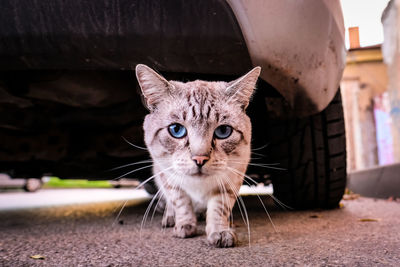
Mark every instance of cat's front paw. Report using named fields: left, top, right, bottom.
left=161, top=215, right=175, bottom=228
left=173, top=223, right=197, bottom=238
left=207, top=230, right=237, bottom=248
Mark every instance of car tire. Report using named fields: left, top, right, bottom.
left=264, top=90, right=346, bottom=209
left=23, top=178, right=43, bottom=192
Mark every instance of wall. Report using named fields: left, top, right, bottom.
left=382, top=0, right=400, bottom=163
left=341, top=46, right=389, bottom=171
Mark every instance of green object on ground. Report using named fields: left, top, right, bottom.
left=43, top=177, right=112, bottom=188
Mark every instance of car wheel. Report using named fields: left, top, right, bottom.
left=23, top=178, right=43, bottom=192
left=263, top=90, right=346, bottom=209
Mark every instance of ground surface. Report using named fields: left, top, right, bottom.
left=0, top=190, right=399, bottom=266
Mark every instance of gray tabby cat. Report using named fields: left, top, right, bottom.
left=135, top=64, right=260, bottom=248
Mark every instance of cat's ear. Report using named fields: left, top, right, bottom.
left=226, top=66, right=261, bottom=109
left=135, top=64, right=174, bottom=110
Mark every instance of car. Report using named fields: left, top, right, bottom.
left=0, top=0, right=346, bottom=209
left=0, top=174, right=43, bottom=192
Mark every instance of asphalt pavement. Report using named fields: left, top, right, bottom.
left=0, top=189, right=399, bottom=266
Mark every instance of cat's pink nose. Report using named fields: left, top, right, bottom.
left=192, top=155, right=209, bottom=167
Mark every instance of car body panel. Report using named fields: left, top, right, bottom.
left=227, top=0, right=346, bottom=115
left=1, top=0, right=346, bottom=116
left=0, top=0, right=252, bottom=74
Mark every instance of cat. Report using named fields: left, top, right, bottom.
left=135, top=64, right=260, bottom=247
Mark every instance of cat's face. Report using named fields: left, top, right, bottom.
left=136, top=65, right=260, bottom=179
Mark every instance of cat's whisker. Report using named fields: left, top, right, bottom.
left=161, top=170, right=183, bottom=233
left=219, top=175, right=247, bottom=221
left=218, top=176, right=243, bottom=227
left=141, top=170, right=176, bottom=233
left=227, top=167, right=278, bottom=237
left=251, top=152, right=266, bottom=158
left=252, top=162, right=281, bottom=166
left=220, top=174, right=251, bottom=247
left=228, top=166, right=293, bottom=211
left=162, top=170, right=185, bottom=233
left=248, top=157, right=263, bottom=161
left=157, top=169, right=183, bottom=233
left=245, top=177, right=292, bottom=211
left=151, top=170, right=178, bottom=225
left=113, top=199, right=129, bottom=226
left=216, top=178, right=229, bottom=228
left=229, top=161, right=286, bottom=171
left=107, top=160, right=154, bottom=172
left=158, top=172, right=178, bottom=235
left=150, top=189, right=165, bottom=224
left=229, top=159, right=281, bottom=165
left=116, top=166, right=174, bottom=231
left=252, top=143, right=270, bottom=151
left=240, top=178, right=278, bottom=234
left=112, top=198, right=125, bottom=215
left=122, top=136, right=148, bottom=151
left=247, top=163, right=286, bottom=171
left=227, top=167, right=260, bottom=187
left=113, top=166, right=174, bottom=229
left=122, top=166, right=174, bottom=190
left=113, top=164, right=154, bottom=181
left=268, top=194, right=294, bottom=211
left=140, top=188, right=163, bottom=238
left=224, top=183, right=234, bottom=230
left=236, top=195, right=251, bottom=246
left=228, top=166, right=291, bottom=234
left=215, top=179, right=223, bottom=226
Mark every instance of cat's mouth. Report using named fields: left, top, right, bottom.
left=191, top=169, right=208, bottom=177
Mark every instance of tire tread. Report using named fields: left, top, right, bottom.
left=268, top=90, right=346, bottom=209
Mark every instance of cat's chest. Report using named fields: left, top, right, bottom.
left=179, top=175, right=218, bottom=206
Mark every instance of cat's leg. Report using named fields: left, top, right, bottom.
left=158, top=176, right=197, bottom=237
left=161, top=200, right=175, bottom=228
left=154, top=177, right=175, bottom=227
left=206, top=185, right=240, bottom=248
left=168, top=189, right=197, bottom=238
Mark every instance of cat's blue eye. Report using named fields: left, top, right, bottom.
left=214, top=125, right=233, bottom=139
left=168, top=123, right=187, bottom=138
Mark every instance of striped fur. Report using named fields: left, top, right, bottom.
left=136, top=64, right=260, bottom=247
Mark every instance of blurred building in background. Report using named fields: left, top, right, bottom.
left=341, top=36, right=388, bottom=171
left=382, top=0, right=400, bottom=165
left=341, top=0, right=400, bottom=172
